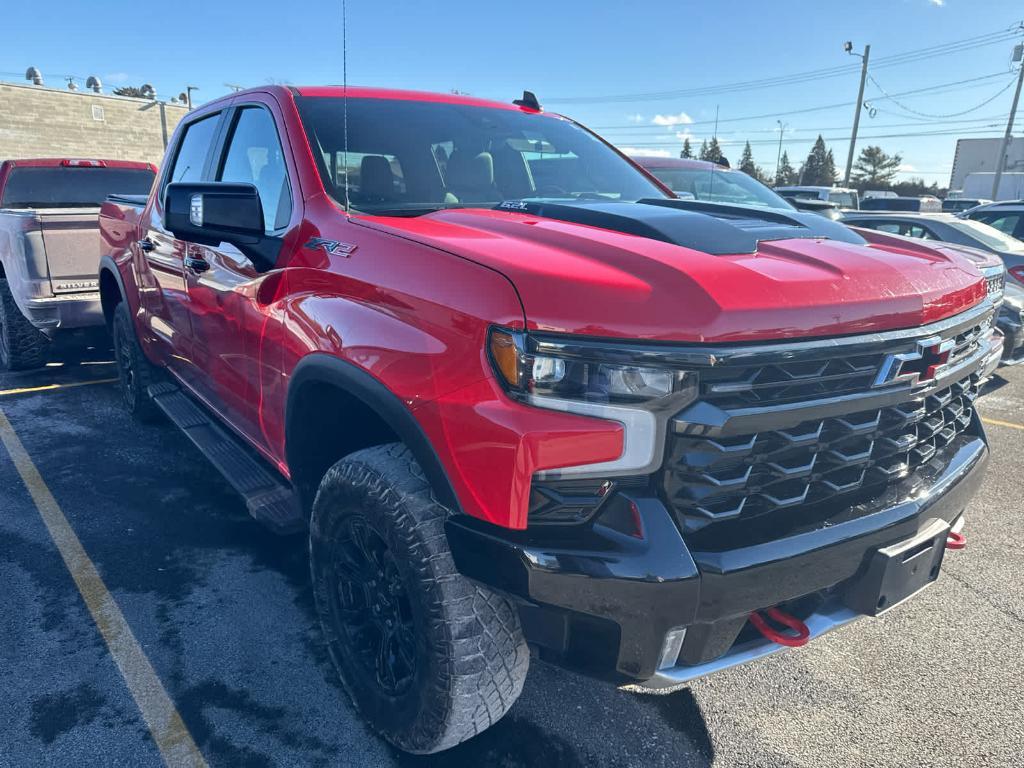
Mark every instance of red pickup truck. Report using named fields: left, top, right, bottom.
left=98, top=86, right=1002, bottom=753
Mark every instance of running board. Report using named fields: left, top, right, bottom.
left=148, top=382, right=304, bottom=534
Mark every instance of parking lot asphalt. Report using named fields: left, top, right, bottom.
left=1, top=333, right=1022, bottom=768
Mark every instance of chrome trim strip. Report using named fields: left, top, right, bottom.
left=673, top=335, right=996, bottom=437
left=530, top=300, right=995, bottom=370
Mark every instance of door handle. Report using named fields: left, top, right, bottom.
left=184, top=253, right=210, bottom=274
left=137, top=238, right=155, bottom=252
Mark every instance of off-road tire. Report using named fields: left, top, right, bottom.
left=0, top=278, right=48, bottom=371
left=310, top=443, right=529, bottom=754
left=112, top=302, right=161, bottom=422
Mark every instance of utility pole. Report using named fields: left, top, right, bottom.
left=991, top=44, right=1024, bottom=200
left=775, top=121, right=787, bottom=183
left=843, top=42, right=870, bottom=187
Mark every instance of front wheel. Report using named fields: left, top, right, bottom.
left=310, top=443, right=529, bottom=754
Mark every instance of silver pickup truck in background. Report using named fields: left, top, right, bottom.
left=0, top=158, right=156, bottom=370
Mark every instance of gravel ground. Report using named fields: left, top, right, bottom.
left=0, top=334, right=1021, bottom=767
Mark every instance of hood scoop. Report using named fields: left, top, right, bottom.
left=494, top=198, right=864, bottom=255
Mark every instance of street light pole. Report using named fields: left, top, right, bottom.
left=991, top=45, right=1024, bottom=200
left=843, top=42, right=870, bottom=187
left=185, top=85, right=199, bottom=111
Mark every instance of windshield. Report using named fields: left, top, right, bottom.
left=645, top=166, right=792, bottom=210
left=0, top=167, right=155, bottom=209
left=951, top=218, right=1024, bottom=253
left=295, top=97, right=667, bottom=215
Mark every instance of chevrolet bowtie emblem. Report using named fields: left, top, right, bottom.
left=872, top=336, right=955, bottom=388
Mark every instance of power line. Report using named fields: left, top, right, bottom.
left=614, top=124, right=1006, bottom=149
left=547, top=25, right=1022, bottom=103
left=599, top=113, right=1008, bottom=138
left=588, top=72, right=1013, bottom=130
left=866, top=72, right=1019, bottom=118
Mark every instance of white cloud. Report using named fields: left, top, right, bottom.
left=898, top=163, right=917, bottom=173
left=618, top=146, right=672, bottom=158
left=675, top=130, right=694, bottom=142
left=652, top=112, right=693, bottom=127
left=626, top=113, right=645, bottom=123
left=929, top=0, right=944, bottom=6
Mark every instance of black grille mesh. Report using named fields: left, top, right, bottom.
left=664, top=375, right=981, bottom=530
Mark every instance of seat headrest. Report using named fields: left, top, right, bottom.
left=360, top=155, right=395, bottom=199
left=447, top=151, right=494, bottom=190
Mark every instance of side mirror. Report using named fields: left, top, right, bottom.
left=164, top=182, right=280, bottom=270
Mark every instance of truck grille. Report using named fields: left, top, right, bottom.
left=699, top=317, right=990, bottom=409
left=664, top=376, right=981, bottom=529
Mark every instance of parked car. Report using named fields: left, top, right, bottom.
left=846, top=221, right=1013, bottom=363
left=997, top=282, right=1024, bottom=365
left=841, top=211, right=1024, bottom=286
left=773, top=184, right=860, bottom=209
left=860, top=196, right=942, bottom=212
left=942, top=197, right=991, bottom=213
left=775, top=192, right=844, bottom=220
left=961, top=199, right=1024, bottom=242
left=99, top=85, right=999, bottom=754
left=0, top=158, right=156, bottom=369
left=631, top=156, right=796, bottom=210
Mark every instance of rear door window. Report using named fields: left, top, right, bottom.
left=167, top=114, right=221, bottom=186
left=976, top=213, right=1022, bottom=237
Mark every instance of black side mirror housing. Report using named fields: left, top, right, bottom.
left=164, top=182, right=281, bottom=270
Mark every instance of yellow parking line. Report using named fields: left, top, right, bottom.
left=0, top=409, right=207, bottom=767
left=0, top=378, right=117, bottom=397
left=981, top=416, right=1024, bottom=431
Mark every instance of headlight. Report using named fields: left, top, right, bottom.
left=984, top=267, right=1005, bottom=305
left=489, top=329, right=697, bottom=406
left=488, top=328, right=699, bottom=479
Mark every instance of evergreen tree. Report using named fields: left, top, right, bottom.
left=775, top=151, right=796, bottom=186
left=112, top=85, right=148, bottom=98
left=698, top=139, right=710, bottom=161
left=680, top=138, right=694, bottom=159
left=739, top=142, right=757, bottom=177
left=703, top=137, right=725, bottom=164
left=852, top=145, right=903, bottom=188
left=801, top=135, right=836, bottom=186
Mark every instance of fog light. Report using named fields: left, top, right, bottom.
left=657, top=627, right=688, bottom=670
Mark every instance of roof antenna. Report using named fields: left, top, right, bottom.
left=513, top=90, right=542, bottom=111
left=342, top=0, right=351, bottom=215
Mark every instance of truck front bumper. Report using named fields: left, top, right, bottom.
left=446, top=428, right=988, bottom=686
left=23, top=291, right=103, bottom=334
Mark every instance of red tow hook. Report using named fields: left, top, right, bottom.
left=748, top=607, right=811, bottom=648
left=946, top=531, right=966, bottom=550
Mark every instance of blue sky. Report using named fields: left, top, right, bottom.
left=2, top=0, right=1022, bottom=186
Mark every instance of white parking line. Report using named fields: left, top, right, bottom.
left=0, top=408, right=208, bottom=767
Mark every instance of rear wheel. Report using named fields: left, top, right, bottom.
left=112, top=302, right=161, bottom=422
left=310, top=443, right=529, bottom=754
left=0, top=278, right=48, bottom=371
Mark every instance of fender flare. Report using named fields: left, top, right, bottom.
left=98, top=254, right=129, bottom=324
left=286, top=353, right=462, bottom=514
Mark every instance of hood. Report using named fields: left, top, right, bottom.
left=356, top=202, right=987, bottom=343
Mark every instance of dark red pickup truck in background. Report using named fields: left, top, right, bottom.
left=98, top=85, right=1002, bottom=753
